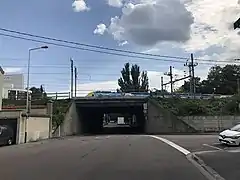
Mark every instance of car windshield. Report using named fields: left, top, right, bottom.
left=230, top=124, right=240, bottom=132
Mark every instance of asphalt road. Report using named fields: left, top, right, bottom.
left=0, top=135, right=207, bottom=180
left=198, top=151, right=240, bottom=180
left=162, top=135, right=240, bottom=180
left=160, top=135, right=220, bottom=152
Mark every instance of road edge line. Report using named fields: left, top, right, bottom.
left=148, top=135, right=190, bottom=155
left=187, top=153, right=225, bottom=180
left=203, top=144, right=223, bottom=151
left=148, top=135, right=225, bottom=180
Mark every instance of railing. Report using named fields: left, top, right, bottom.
left=47, top=92, right=71, bottom=100
left=2, top=90, right=235, bottom=101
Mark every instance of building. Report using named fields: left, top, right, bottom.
left=3, top=74, right=24, bottom=99
left=0, top=106, right=52, bottom=144
left=0, top=67, right=4, bottom=110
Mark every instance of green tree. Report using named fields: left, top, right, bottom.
left=203, top=65, right=240, bottom=95
left=177, top=77, right=202, bottom=93
left=118, top=63, right=149, bottom=92
left=177, top=65, right=240, bottom=95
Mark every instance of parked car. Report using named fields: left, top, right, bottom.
left=0, top=125, right=14, bottom=146
left=219, top=124, right=240, bottom=145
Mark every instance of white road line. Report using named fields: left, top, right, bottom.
left=149, top=135, right=191, bottom=156
left=203, top=144, right=222, bottom=150
left=227, top=149, right=240, bottom=153
left=213, top=143, right=222, bottom=145
left=194, top=150, right=219, bottom=155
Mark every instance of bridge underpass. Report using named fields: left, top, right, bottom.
left=75, top=97, right=147, bottom=135
left=57, top=97, right=196, bottom=137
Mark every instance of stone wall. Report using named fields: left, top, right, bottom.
left=179, top=116, right=240, bottom=132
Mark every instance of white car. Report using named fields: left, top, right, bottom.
left=219, top=124, right=240, bottom=145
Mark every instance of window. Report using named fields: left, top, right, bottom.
left=230, top=124, right=240, bottom=132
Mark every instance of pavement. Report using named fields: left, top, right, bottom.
left=161, top=135, right=240, bottom=180
left=0, top=135, right=208, bottom=180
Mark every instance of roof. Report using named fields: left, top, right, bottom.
left=0, top=66, right=4, bottom=75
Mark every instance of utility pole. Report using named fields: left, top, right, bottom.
left=191, top=53, right=198, bottom=98
left=237, top=78, right=240, bottom=95
left=161, top=77, right=164, bottom=91
left=74, top=66, right=77, bottom=98
left=164, top=66, right=173, bottom=95
left=184, top=54, right=198, bottom=98
left=189, top=64, right=192, bottom=96
left=70, top=58, right=74, bottom=98
left=170, top=66, right=173, bottom=94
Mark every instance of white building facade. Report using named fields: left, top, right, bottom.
left=3, top=74, right=24, bottom=99
left=0, top=67, right=4, bottom=110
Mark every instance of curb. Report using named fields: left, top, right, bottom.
left=187, top=153, right=225, bottom=180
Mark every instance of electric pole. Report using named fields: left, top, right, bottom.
left=184, top=60, right=192, bottom=96
left=237, top=78, right=240, bottom=95
left=74, top=66, right=77, bottom=98
left=184, top=54, right=198, bottom=98
left=161, top=77, right=164, bottom=91
left=191, top=53, right=198, bottom=98
left=170, top=66, right=173, bottom=94
left=70, top=58, right=74, bottom=98
left=164, top=66, right=173, bottom=95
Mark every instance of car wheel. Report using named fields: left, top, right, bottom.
left=7, top=139, right=12, bottom=145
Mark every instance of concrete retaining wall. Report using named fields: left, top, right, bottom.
left=179, top=116, right=240, bottom=132
left=58, top=101, right=81, bottom=136
left=26, top=117, right=50, bottom=142
left=146, top=99, right=196, bottom=134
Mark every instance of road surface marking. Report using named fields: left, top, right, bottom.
left=194, top=150, right=219, bottom=155
left=203, top=144, right=222, bottom=150
left=213, top=143, right=222, bottom=145
left=149, top=135, right=190, bottom=155
left=227, top=149, right=240, bottom=153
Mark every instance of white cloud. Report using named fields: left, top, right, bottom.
left=72, top=0, right=90, bottom=12
left=107, top=0, right=124, bottom=8
left=119, top=40, right=128, bottom=46
left=94, top=24, right=107, bottom=35
left=183, top=0, right=240, bottom=57
left=98, top=0, right=240, bottom=61
left=3, top=68, right=22, bottom=73
left=99, top=0, right=194, bottom=46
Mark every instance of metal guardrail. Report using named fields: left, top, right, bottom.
left=2, top=91, right=234, bottom=101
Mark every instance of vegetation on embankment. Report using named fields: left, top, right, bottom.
left=153, top=95, right=240, bottom=116
left=52, top=99, right=71, bottom=129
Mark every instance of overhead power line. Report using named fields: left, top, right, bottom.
left=0, top=27, right=239, bottom=64
left=20, top=72, right=119, bottom=76
left=0, top=32, right=186, bottom=63
left=0, top=27, right=189, bottom=60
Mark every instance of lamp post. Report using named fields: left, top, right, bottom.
left=25, top=45, right=48, bottom=143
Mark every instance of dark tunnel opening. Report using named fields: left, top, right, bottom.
left=77, top=105, right=146, bottom=135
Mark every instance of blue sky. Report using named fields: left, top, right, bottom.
left=1, top=0, right=240, bottom=95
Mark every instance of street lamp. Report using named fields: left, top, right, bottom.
left=25, top=45, right=48, bottom=143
